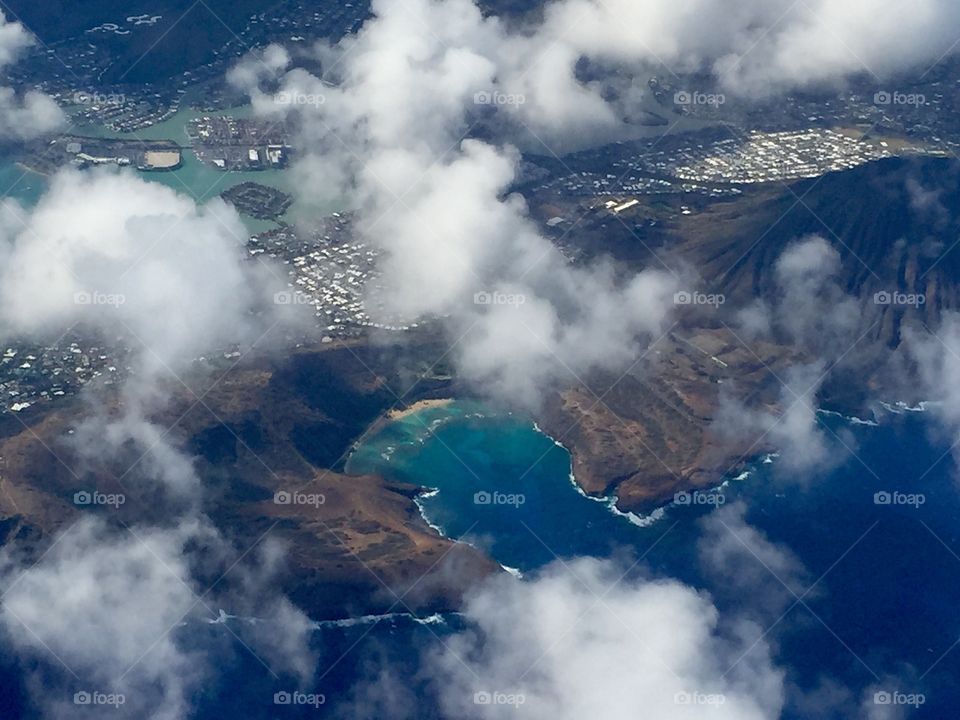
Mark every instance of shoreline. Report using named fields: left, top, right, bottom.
left=532, top=421, right=666, bottom=528
left=387, top=398, right=453, bottom=421
left=344, top=395, right=455, bottom=473
left=14, top=161, right=51, bottom=179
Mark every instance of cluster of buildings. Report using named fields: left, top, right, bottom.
left=0, top=214, right=408, bottom=413
left=536, top=172, right=677, bottom=196
left=6, top=0, right=370, bottom=133
left=6, top=40, right=180, bottom=131
left=0, top=340, right=122, bottom=414
left=68, top=93, right=182, bottom=133
left=248, top=215, right=414, bottom=338
left=188, top=117, right=291, bottom=170
left=529, top=126, right=920, bottom=200
left=533, top=171, right=729, bottom=199
left=655, top=129, right=897, bottom=184
left=647, top=69, right=959, bottom=145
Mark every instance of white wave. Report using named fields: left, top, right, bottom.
left=207, top=609, right=232, bottom=624
left=561, top=467, right=668, bottom=527
left=817, top=408, right=880, bottom=426
left=880, top=399, right=941, bottom=415
left=620, top=504, right=667, bottom=527
left=416, top=613, right=448, bottom=625
left=533, top=421, right=566, bottom=450
left=311, top=611, right=451, bottom=629
left=533, top=419, right=792, bottom=527
left=531, top=421, right=671, bottom=527
left=501, top=564, right=524, bottom=579
left=200, top=608, right=455, bottom=630
left=414, top=492, right=447, bottom=537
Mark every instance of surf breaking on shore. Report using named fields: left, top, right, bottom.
left=387, top=398, right=453, bottom=421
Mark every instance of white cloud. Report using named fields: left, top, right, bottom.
left=773, top=236, right=860, bottom=352
left=0, top=517, right=315, bottom=719
left=0, top=12, right=64, bottom=139
left=903, top=314, right=960, bottom=464
left=1, top=0, right=954, bottom=715
left=0, top=167, right=297, bottom=497
left=0, top=167, right=314, bottom=719
left=699, top=502, right=811, bottom=617
left=234, top=10, right=683, bottom=406
left=423, top=557, right=784, bottom=719
left=0, top=517, right=215, bottom=719
left=230, top=0, right=960, bottom=408
left=239, top=0, right=960, bottom=147
left=715, top=237, right=866, bottom=474
left=716, top=357, right=849, bottom=476
left=0, top=168, right=277, bottom=372
left=226, top=44, right=291, bottom=97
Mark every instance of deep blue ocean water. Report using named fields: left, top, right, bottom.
left=2, top=402, right=958, bottom=718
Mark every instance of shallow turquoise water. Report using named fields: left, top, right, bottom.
left=345, top=401, right=732, bottom=572
left=2, top=103, right=346, bottom=234
left=0, top=163, right=48, bottom=206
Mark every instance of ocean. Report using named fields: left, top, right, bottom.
left=339, top=400, right=960, bottom=719
left=1, top=401, right=957, bottom=718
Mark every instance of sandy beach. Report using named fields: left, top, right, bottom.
left=387, top=398, right=453, bottom=420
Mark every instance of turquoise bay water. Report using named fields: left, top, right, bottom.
left=345, top=401, right=727, bottom=572
left=0, top=163, right=47, bottom=207
left=0, top=151, right=286, bottom=236
left=347, top=402, right=692, bottom=572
